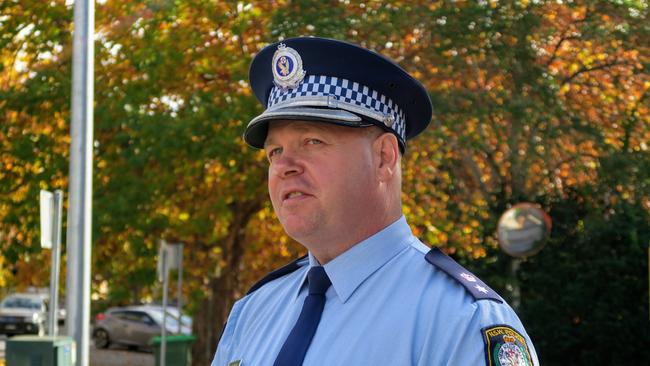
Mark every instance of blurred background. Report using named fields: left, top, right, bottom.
left=0, top=0, right=648, bottom=365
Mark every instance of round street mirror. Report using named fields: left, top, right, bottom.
left=497, top=203, right=552, bottom=258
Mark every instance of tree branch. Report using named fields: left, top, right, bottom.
left=544, top=34, right=581, bottom=68
left=460, top=151, right=493, bottom=204
left=561, top=61, right=629, bottom=85
left=543, top=8, right=589, bottom=68
left=549, top=152, right=600, bottom=173
left=623, top=87, right=649, bottom=151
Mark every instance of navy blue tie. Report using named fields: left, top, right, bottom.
left=273, top=266, right=331, bottom=366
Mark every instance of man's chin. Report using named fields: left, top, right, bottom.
left=280, top=219, right=320, bottom=244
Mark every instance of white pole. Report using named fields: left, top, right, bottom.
left=48, top=190, right=63, bottom=336
left=66, top=0, right=94, bottom=364
left=161, top=242, right=168, bottom=366
left=176, top=243, right=183, bottom=334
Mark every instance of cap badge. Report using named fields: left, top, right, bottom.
left=272, top=43, right=306, bottom=90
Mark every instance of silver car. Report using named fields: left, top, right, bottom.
left=0, top=293, right=48, bottom=336
left=93, top=305, right=191, bottom=350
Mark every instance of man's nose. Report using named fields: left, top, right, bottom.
left=271, top=150, right=304, bottom=178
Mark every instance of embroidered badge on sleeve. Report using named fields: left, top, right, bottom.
left=482, top=325, right=533, bottom=366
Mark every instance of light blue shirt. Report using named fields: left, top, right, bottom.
left=213, top=216, right=539, bottom=365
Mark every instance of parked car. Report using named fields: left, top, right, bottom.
left=0, top=293, right=49, bottom=336
left=93, top=305, right=192, bottom=350
left=145, top=304, right=192, bottom=331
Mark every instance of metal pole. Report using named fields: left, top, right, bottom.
left=176, top=244, right=183, bottom=334
left=510, top=258, right=521, bottom=311
left=66, top=0, right=94, bottom=364
left=48, top=190, right=63, bottom=336
left=161, top=244, right=168, bottom=366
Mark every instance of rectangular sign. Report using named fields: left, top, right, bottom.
left=40, top=190, right=54, bottom=248
left=157, top=241, right=183, bottom=282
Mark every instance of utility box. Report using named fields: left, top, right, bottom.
left=151, top=334, right=196, bottom=366
left=6, top=335, right=75, bottom=366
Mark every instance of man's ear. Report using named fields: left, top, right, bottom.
left=373, top=132, right=399, bottom=182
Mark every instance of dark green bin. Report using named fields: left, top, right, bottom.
left=6, top=335, right=75, bottom=366
left=150, top=334, right=196, bottom=366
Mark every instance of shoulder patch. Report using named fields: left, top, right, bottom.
left=424, top=247, right=502, bottom=302
left=482, top=325, right=534, bottom=366
left=246, top=255, right=308, bottom=295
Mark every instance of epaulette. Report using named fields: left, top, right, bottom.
left=425, top=247, right=502, bottom=303
left=246, top=255, right=308, bottom=295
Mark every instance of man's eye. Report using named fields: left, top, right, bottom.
left=307, top=139, right=323, bottom=145
left=268, top=147, right=282, bottom=158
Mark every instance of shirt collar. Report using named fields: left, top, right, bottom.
left=303, top=215, right=413, bottom=303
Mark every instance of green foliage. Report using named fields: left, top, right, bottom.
left=269, top=0, right=350, bottom=39
left=521, top=200, right=649, bottom=363
left=463, top=152, right=650, bottom=364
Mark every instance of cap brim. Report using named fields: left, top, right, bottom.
left=244, top=107, right=373, bottom=148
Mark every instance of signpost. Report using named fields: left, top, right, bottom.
left=159, top=240, right=169, bottom=366
left=157, top=241, right=185, bottom=365
left=40, top=190, right=63, bottom=336
left=41, top=190, right=64, bottom=336
left=175, top=243, right=184, bottom=334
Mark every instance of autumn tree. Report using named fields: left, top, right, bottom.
left=0, top=0, right=72, bottom=291
left=1, top=1, right=647, bottom=364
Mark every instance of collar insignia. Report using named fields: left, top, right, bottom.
left=460, top=272, right=477, bottom=282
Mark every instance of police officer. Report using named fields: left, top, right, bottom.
left=212, top=37, right=539, bottom=366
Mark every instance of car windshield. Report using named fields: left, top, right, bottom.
left=1, top=297, right=42, bottom=310
left=147, top=309, right=190, bottom=328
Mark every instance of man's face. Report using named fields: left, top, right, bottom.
left=265, top=121, right=378, bottom=246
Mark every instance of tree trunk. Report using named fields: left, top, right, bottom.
left=192, top=198, right=262, bottom=365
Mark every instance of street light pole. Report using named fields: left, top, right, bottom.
left=66, top=0, right=94, bottom=365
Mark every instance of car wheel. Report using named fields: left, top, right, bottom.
left=94, top=328, right=110, bottom=349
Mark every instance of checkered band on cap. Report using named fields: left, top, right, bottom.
left=267, top=75, right=407, bottom=141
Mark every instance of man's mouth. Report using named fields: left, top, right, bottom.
left=284, top=191, right=306, bottom=200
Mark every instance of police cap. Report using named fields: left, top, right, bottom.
left=245, top=37, right=432, bottom=151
